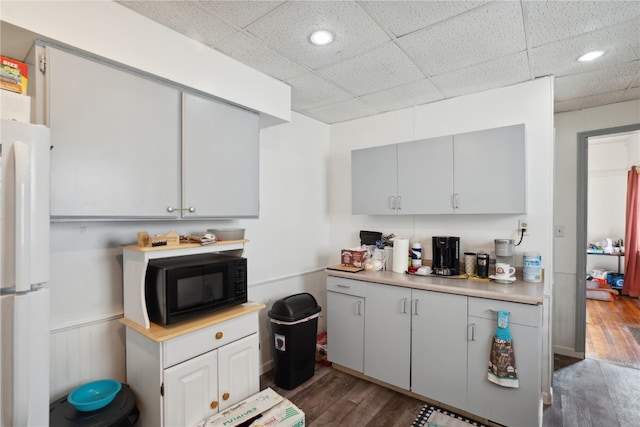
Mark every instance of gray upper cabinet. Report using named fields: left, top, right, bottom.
left=453, top=124, right=526, bottom=214
left=47, top=46, right=180, bottom=219
left=44, top=46, right=259, bottom=219
left=352, top=144, right=398, bottom=215
left=351, top=124, right=526, bottom=215
left=397, top=136, right=454, bottom=214
left=182, top=93, right=259, bottom=218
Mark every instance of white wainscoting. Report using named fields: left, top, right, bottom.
left=49, top=316, right=126, bottom=400
left=553, top=272, right=582, bottom=356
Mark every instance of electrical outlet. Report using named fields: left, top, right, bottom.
left=518, top=220, right=528, bottom=235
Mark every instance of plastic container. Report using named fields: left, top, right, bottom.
left=268, top=293, right=321, bottom=389
left=523, top=252, right=542, bottom=282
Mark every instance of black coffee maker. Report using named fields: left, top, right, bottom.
left=432, top=236, right=460, bottom=276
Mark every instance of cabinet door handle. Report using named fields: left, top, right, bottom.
left=390, top=196, right=396, bottom=210
left=356, top=301, right=362, bottom=316
left=337, top=284, right=350, bottom=289
left=468, top=323, right=476, bottom=341
left=453, top=193, right=459, bottom=209
left=413, top=299, right=419, bottom=315
left=166, top=206, right=196, bottom=213
left=215, top=332, right=223, bottom=340
left=401, top=298, right=408, bottom=314
left=397, top=196, right=402, bottom=210
left=222, top=392, right=230, bottom=401
left=210, top=401, right=218, bottom=409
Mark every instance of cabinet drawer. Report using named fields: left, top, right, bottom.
left=327, top=277, right=366, bottom=297
left=163, top=312, right=258, bottom=368
left=468, top=297, right=541, bottom=327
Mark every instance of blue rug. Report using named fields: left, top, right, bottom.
left=412, top=405, right=487, bottom=427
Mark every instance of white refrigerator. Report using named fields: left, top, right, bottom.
left=0, top=119, right=51, bottom=426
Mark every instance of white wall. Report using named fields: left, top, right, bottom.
left=329, top=77, right=555, bottom=399
left=553, top=99, right=640, bottom=355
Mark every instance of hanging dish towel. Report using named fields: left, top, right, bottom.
left=488, top=310, right=519, bottom=388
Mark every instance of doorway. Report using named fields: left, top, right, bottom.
left=576, top=124, right=640, bottom=367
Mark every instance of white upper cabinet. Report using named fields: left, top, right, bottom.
left=182, top=92, right=259, bottom=218
left=453, top=124, right=526, bottom=214
left=351, top=124, right=526, bottom=215
left=46, top=46, right=181, bottom=219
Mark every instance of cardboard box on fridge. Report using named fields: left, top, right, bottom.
left=1, top=56, right=28, bottom=95
left=341, top=249, right=367, bottom=267
left=195, top=387, right=304, bottom=427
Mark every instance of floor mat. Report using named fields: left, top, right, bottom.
left=412, top=405, right=487, bottom=427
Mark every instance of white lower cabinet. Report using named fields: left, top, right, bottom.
left=411, top=289, right=468, bottom=410
left=163, top=348, right=218, bottom=427
left=364, top=283, right=411, bottom=388
left=125, top=311, right=260, bottom=427
left=467, top=297, right=542, bottom=427
left=327, top=277, right=542, bottom=427
left=326, top=277, right=366, bottom=372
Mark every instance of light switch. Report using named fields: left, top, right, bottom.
left=555, top=225, right=565, bottom=237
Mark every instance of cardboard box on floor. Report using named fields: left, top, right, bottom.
left=195, top=387, right=304, bottom=427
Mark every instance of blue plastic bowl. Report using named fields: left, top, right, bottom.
left=68, top=379, right=122, bottom=412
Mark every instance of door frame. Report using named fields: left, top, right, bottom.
left=575, top=123, right=640, bottom=352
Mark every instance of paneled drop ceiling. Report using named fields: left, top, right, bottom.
left=119, top=2, right=639, bottom=123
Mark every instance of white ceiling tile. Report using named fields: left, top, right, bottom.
left=555, top=62, right=640, bottom=101
left=398, top=1, right=526, bottom=76
left=245, top=1, right=390, bottom=69
left=118, top=1, right=236, bottom=46
left=532, top=18, right=640, bottom=78
left=525, top=1, right=640, bottom=48
left=316, top=42, right=425, bottom=96
left=303, top=97, right=380, bottom=124
left=554, top=89, right=631, bottom=113
left=360, top=79, right=445, bottom=113
left=432, top=52, right=531, bottom=99
left=287, top=72, right=353, bottom=111
left=217, top=31, right=308, bottom=81
left=363, top=0, right=489, bottom=37
left=196, top=1, right=284, bottom=28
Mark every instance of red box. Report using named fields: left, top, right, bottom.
left=341, top=249, right=367, bottom=267
left=1, top=56, right=28, bottom=95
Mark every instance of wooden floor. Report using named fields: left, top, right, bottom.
left=585, top=295, right=640, bottom=369
left=260, top=365, right=424, bottom=426
left=261, top=357, right=640, bottom=426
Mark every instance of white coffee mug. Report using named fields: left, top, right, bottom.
left=495, top=263, right=515, bottom=278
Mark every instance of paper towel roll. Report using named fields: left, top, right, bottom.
left=392, top=237, right=409, bottom=273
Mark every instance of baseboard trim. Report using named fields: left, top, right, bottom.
left=554, top=346, right=585, bottom=359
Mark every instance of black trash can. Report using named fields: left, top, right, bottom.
left=268, top=292, right=322, bottom=390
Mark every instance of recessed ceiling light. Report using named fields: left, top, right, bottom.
left=309, top=30, right=334, bottom=46
left=577, top=50, right=605, bottom=62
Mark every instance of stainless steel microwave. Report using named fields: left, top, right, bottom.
left=145, top=253, right=247, bottom=325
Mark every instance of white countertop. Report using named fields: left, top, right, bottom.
left=326, top=269, right=543, bottom=305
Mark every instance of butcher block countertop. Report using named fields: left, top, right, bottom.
left=326, top=269, right=543, bottom=305
left=120, top=302, right=265, bottom=342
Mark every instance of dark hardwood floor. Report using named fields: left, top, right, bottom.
left=585, top=295, right=640, bottom=369
left=261, top=356, right=640, bottom=426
